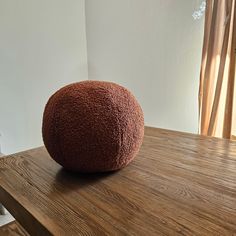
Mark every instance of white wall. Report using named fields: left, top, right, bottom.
left=0, top=0, right=88, bottom=154
left=85, top=0, right=204, bottom=133
left=0, top=0, right=204, bottom=154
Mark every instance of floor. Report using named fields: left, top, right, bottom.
left=0, top=209, right=14, bottom=227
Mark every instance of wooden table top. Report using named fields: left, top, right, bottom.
left=0, top=127, right=236, bottom=235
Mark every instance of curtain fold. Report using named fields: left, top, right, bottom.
left=199, top=0, right=236, bottom=138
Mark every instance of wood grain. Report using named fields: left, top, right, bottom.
left=0, top=221, right=29, bottom=236
left=0, top=127, right=236, bottom=235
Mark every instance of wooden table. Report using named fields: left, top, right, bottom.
left=0, top=127, right=236, bottom=235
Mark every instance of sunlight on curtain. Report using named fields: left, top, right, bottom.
left=199, top=0, right=236, bottom=139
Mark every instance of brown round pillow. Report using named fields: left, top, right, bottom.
left=42, top=80, right=144, bottom=172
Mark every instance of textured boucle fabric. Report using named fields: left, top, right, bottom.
left=42, top=80, right=144, bottom=172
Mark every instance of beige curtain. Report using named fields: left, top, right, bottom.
left=199, top=0, right=236, bottom=139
